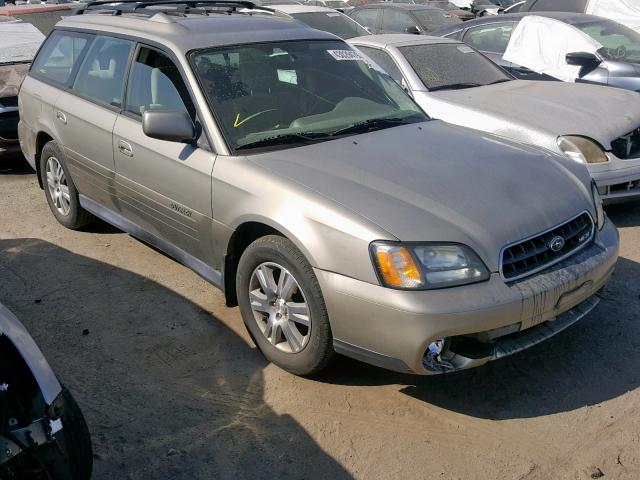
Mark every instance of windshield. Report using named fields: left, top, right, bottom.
left=290, top=12, right=369, bottom=39
left=412, top=9, right=462, bottom=30
left=192, top=40, right=427, bottom=152
left=399, top=43, right=512, bottom=90
left=413, top=1, right=459, bottom=11
left=575, top=20, right=640, bottom=64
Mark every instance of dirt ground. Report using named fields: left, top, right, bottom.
left=1, top=155, right=639, bottom=480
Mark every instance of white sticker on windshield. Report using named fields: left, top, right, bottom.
left=457, top=45, right=474, bottom=54
left=327, top=49, right=365, bottom=61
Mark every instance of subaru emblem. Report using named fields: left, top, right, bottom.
left=549, top=236, right=565, bottom=252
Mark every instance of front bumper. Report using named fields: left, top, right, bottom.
left=317, top=219, right=619, bottom=375
left=589, top=153, right=640, bottom=204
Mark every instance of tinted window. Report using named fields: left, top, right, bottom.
left=192, top=40, right=426, bottom=152
left=352, top=8, right=379, bottom=30
left=463, top=23, right=514, bottom=53
left=126, top=47, right=194, bottom=118
left=399, top=43, right=512, bottom=90
left=575, top=20, right=640, bottom=63
left=357, top=46, right=404, bottom=83
left=291, top=12, right=369, bottom=39
left=381, top=9, right=416, bottom=32
left=413, top=9, right=461, bottom=31
left=73, top=36, right=133, bottom=107
left=31, top=31, right=88, bottom=85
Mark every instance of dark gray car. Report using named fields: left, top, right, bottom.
left=349, top=3, right=461, bottom=34
left=433, top=12, right=640, bottom=91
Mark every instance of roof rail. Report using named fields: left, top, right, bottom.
left=75, top=0, right=270, bottom=16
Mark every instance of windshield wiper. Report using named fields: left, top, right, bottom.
left=329, top=115, right=422, bottom=137
left=429, top=82, right=482, bottom=91
left=235, top=132, right=330, bottom=151
left=486, top=78, right=513, bottom=85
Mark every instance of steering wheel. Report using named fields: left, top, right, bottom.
left=605, top=45, right=626, bottom=60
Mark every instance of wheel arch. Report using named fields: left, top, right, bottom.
left=34, top=131, right=55, bottom=189
left=222, top=219, right=315, bottom=307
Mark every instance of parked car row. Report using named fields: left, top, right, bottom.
left=13, top=0, right=623, bottom=383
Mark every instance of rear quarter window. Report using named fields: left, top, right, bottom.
left=30, top=30, right=89, bottom=85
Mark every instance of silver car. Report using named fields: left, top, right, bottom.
left=348, top=34, right=640, bottom=204
left=19, top=0, right=618, bottom=376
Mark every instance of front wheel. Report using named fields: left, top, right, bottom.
left=236, top=235, right=335, bottom=376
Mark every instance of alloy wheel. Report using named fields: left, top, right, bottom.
left=45, top=156, right=71, bottom=216
left=248, top=262, right=311, bottom=353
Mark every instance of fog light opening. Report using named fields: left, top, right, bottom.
left=423, top=338, right=455, bottom=373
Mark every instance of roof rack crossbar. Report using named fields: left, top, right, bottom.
left=75, top=0, right=266, bottom=16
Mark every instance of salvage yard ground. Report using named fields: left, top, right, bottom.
left=1, top=155, right=639, bottom=480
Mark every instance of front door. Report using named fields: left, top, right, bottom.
left=113, top=45, right=215, bottom=265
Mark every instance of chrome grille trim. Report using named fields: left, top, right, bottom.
left=499, top=211, right=595, bottom=282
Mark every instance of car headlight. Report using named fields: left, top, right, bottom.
left=370, top=242, right=490, bottom=290
left=557, top=136, right=608, bottom=164
left=591, top=180, right=605, bottom=230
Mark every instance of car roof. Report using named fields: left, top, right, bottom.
left=434, top=10, right=605, bottom=32
left=56, top=9, right=337, bottom=52
left=349, top=33, right=459, bottom=48
left=355, top=3, right=443, bottom=10
left=271, top=4, right=343, bottom=13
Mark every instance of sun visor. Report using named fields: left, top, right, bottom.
left=503, top=15, right=602, bottom=82
left=587, top=0, right=640, bottom=34
left=0, top=21, right=45, bottom=64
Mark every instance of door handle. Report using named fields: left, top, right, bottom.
left=117, top=140, right=133, bottom=157
left=55, top=111, right=67, bottom=124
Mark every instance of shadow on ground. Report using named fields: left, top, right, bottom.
left=0, top=154, right=32, bottom=175
left=317, top=203, right=640, bottom=420
left=0, top=238, right=351, bottom=480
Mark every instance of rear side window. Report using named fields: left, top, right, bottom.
left=31, top=31, right=89, bottom=85
left=357, top=46, right=404, bottom=83
left=125, top=47, right=194, bottom=119
left=72, top=36, right=133, bottom=107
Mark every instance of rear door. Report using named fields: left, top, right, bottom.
left=53, top=34, right=134, bottom=211
left=113, top=45, right=215, bottom=264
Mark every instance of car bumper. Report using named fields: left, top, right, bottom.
left=589, top=154, right=640, bottom=204
left=317, top=218, right=619, bottom=375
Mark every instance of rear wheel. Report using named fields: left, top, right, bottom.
left=40, top=141, right=93, bottom=230
left=58, top=387, right=93, bottom=480
left=236, top=235, right=335, bottom=376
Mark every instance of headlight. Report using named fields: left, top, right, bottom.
left=557, top=136, right=608, bottom=164
left=370, top=242, right=490, bottom=290
left=591, top=180, right=605, bottom=230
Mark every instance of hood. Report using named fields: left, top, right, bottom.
left=427, top=80, right=640, bottom=150
left=249, top=121, right=593, bottom=271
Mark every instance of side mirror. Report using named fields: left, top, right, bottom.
left=405, top=25, right=421, bottom=35
left=565, top=51, right=601, bottom=68
left=142, top=110, right=195, bottom=143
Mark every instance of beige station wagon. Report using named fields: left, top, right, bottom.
left=19, top=0, right=619, bottom=376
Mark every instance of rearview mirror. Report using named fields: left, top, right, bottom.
left=405, top=25, right=421, bottom=35
left=142, top=110, right=195, bottom=143
left=565, top=51, right=601, bottom=68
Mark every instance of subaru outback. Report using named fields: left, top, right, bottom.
left=18, top=0, right=618, bottom=376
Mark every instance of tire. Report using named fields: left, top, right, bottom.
left=59, top=387, right=93, bottom=480
left=236, top=235, right=335, bottom=376
left=39, top=141, right=93, bottom=230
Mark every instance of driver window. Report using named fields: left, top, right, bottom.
left=381, top=9, right=416, bottom=33
left=125, top=47, right=195, bottom=119
left=463, top=23, right=515, bottom=54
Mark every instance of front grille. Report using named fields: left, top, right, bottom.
left=611, top=127, right=640, bottom=159
left=500, top=212, right=594, bottom=281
